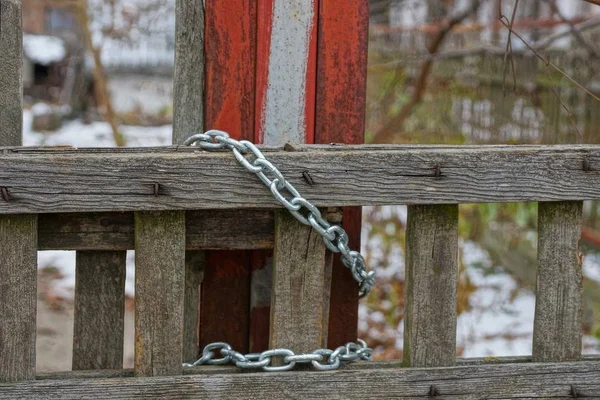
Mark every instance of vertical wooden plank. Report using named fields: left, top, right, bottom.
left=315, top=0, right=369, bottom=348
left=134, top=211, right=185, bottom=376
left=201, top=0, right=257, bottom=353
left=0, top=0, right=22, bottom=142
left=269, top=211, right=332, bottom=352
left=0, top=0, right=37, bottom=383
left=0, top=215, right=37, bottom=382
left=173, top=0, right=204, bottom=362
left=404, top=204, right=458, bottom=367
left=173, top=0, right=204, bottom=143
left=533, top=201, right=583, bottom=363
left=72, top=252, right=126, bottom=370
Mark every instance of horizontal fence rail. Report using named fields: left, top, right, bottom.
left=1, top=144, right=600, bottom=214
left=3, top=361, right=600, bottom=399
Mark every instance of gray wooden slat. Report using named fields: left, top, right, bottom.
left=173, top=0, right=205, bottom=363
left=0, top=215, right=37, bottom=382
left=0, top=0, right=22, bottom=143
left=404, top=204, right=458, bottom=367
left=173, top=0, right=204, bottom=144
left=3, top=145, right=600, bottom=214
left=0, top=1, right=37, bottom=383
left=269, top=211, right=332, bottom=354
left=72, top=251, right=126, bottom=370
left=533, top=201, right=584, bottom=363
left=4, top=361, right=600, bottom=399
left=134, top=211, right=186, bottom=376
left=183, top=251, right=204, bottom=363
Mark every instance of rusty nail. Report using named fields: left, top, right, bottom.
left=433, top=164, right=442, bottom=178
left=302, top=170, right=315, bottom=185
left=1, top=187, right=12, bottom=202
left=571, top=385, right=579, bottom=398
left=583, top=159, right=591, bottom=172
left=153, top=183, right=160, bottom=197
left=429, top=385, right=439, bottom=397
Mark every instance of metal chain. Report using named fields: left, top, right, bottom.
left=183, top=130, right=377, bottom=371
left=184, top=130, right=376, bottom=297
left=183, top=340, right=373, bottom=372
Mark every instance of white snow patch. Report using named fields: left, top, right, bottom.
left=23, top=34, right=66, bottom=65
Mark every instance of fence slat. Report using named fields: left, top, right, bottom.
left=269, top=211, right=332, bottom=353
left=0, top=0, right=22, bottom=142
left=533, top=201, right=583, bottom=362
left=72, top=251, right=126, bottom=370
left=0, top=0, right=37, bottom=383
left=134, top=211, right=186, bottom=376
left=404, top=204, right=458, bottom=367
left=173, top=0, right=205, bottom=363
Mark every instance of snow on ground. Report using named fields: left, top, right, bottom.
left=23, top=34, right=67, bottom=65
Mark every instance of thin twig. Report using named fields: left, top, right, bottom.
left=499, top=18, right=600, bottom=102
left=544, top=0, right=600, bottom=59
left=501, top=0, right=519, bottom=95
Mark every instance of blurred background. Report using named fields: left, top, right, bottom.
left=22, top=0, right=600, bottom=370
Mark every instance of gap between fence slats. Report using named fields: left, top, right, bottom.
left=72, top=251, right=126, bottom=370
left=0, top=0, right=37, bottom=383
left=269, top=211, right=332, bottom=358
left=134, top=211, right=186, bottom=376
left=404, top=204, right=458, bottom=367
left=533, top=201, right=584, bottom=362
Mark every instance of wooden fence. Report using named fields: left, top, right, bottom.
left=2, top=1, right=600, bottom=398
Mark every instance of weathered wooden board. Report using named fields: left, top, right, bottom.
left=134, top=211, right=186, bottom=376
left=404, top=204, right=458, bottom=367
left=0, top=215, right=37, bottom=382
left=0, top=1, right=37, bottom=382
left=4, top=361, right=600, bottom=399
left=0, top=0, right=22, bottom=143
left=269, top=211, right=332, bottom=354
left=34, top=354, right=600, bottom=380
left=202, top=0, right=257, bottom=356
left=3, top=145, right=600, bottom=214
left=72, top=251, right=126, bottom=370
left=533, top=201, right=584, bottom=362
left=37, top=210, right=275, bottom=250
left=315, top=0, right=369, bottom=348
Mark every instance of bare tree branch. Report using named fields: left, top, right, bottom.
left=544, top=0, right=600, bottom=59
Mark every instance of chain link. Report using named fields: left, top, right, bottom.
left=184, top=130, right=376, bottom=297
left=183, top=130, right=377, bottom=372
left=183, top=340, right=373, bottom=372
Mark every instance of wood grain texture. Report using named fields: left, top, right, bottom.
left=533, top=201, right=584, bottom=363
left=37, top=210, right=276, bottom=251
left=0, top=4, right=36, bottom=382
left=4, top=361, right=600, bottom=399
left=72, top=251, right=126, bottom=370
left=3, top=145, right=600, bottom=214
left=134, top=211, right=186, bottom=376
left=183, top=251, right=204, bottom=363
left=0, top=0, right=22, bottom=145
left=404, top=204, right=458, bottom=367
left=269, top=211, right=332, bottom=353
left=0, top=215, right=37, bottom=382
left=33, top=354, right=600, bottom=380
left=315, top=0, right=369, bottom=349
left=172, top=0, right=204, bottom=144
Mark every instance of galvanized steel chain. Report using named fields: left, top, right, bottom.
left=183, top=340, right=373, bottom=372
left=183, top=130, right=377, bottom=371
left=184, top=130, right=376, bottom=297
